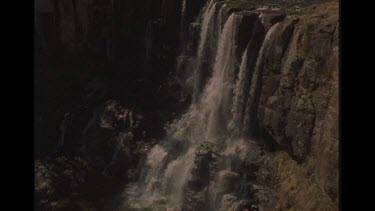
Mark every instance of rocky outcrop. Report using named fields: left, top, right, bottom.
left=35, top=0, right=171, bottom=72
left=77, top=100, right=141, bottom=178
left=260, top=0, right=338, bottom=181
left=180, top=1, right=339, bottom=210
left=251, top=2, right=339, bottom=209
left=35, top=99, right=159, bottom=210
left=184, top=143, right=217, bottom=210
left=183, top=141, right=279, bottom=211
left=35, top=157, right=108, bottom=211
left=180, top=0, right=209, bottom=46
left=57, top=97, right=166, bottom=176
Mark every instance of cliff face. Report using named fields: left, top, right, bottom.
left=35, top=0, right=206, bottom=74
left=35, top=0, right=339, bottom=210
left=179, top=1, right=339, bottom=210
left=254, top=3, right=339, bottom=209
left=36, top=0, right=156, bottom=68
left=35, top=0, right=191, bottom=158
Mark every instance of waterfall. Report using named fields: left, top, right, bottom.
left=190, top=0, right=221, bottom=102
left=124, top=11, right=243, bottom=210
left=200, top=13, right=240, bottom=141
left=123, top=2, right=284, bottom=210
left=242, top=22, right=280, bottom=136
left=229, top=48, right=250, bottom=136
left=196, top=0, right=221, bottom=66
left=229, top=15, right=265, bottom=136
left=177, top=1, right=229, bottom=103
left=168, top=13, right=241, bottom=145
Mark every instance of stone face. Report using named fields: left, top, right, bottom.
left=236, top=12, right=259, bottom=60
left=217, top=170, right=241, bottom=193
left=35, top=99, right=159, bottom=210
left=253, top=2, right=339, bottom=207
left=36, top=0, right=169, bottom=70
left=256, top=3, right=339, bottom=162
left=34, top=157, right=104, bottom=211
left=70, top=100, right=147, bottom=176
left=184, top=142, right=216, bottom=210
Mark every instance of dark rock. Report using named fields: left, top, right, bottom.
left=217, top=170, right=241, bottom=193
left=236, top=12, right=259, bottom=60
left=189, top=143, right=216, bottom=191
left=183, top=142, right=218, bottom=210
left=34, top=157, right=104, bottom=211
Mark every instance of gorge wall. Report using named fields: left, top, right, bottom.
left=35, top=0, right=339, bottom=210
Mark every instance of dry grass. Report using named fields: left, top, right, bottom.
left=273, top=152, right=338, bottom=211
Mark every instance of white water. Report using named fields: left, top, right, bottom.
left=123, top=3, right=281, bottom=210
left=189, top=0, right=221, bottom=102
left=229, top=48, right=250, bottom=136
left=242, top=22, right=280, bottom=135
left=196, top=0, right=222, bottom=64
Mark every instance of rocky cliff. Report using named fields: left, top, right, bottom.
left=178, top=1, right=339, bottom=210
left=35, top=0, right=339, bottom=210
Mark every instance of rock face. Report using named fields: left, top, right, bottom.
left=258, top=4, right=339, bottom=206
left=258, top=5, right=338, bottom=162
left=184, top=143, right=217, bottom=210
left=182, top=1, right=338, bottom=210
left=35, top=0, right=174, bottom=75
left=35, top=99, right=158, bottom=210
left=183, top=140, right=281, bottom=211
left=35, top=157, right=106, bottom=211
left=230, top=2, right=338, bottom=210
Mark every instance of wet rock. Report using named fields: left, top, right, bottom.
left=76, top=100, right=144, bottom=177
left=34, top=157, right=102, bottom=211
left=189, top=143, right=217, bottom=191
left=184, top=187, right=209, bottom=211
left=183, top=143, right=218, bottom=210
left=236, top=12, right=259, bottom=60
left=258, top=13, right=282, bottom=31
left=36, top=98, right=159, bottom=210
left=217, top=170, right=241, bottom=193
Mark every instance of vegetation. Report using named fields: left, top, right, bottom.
left=309, top=172, right=338, bottom=211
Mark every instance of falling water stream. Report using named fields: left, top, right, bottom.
left=123, top=1, right=281, bottom=210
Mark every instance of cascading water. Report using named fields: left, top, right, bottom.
left=123, top=2, right=282, bottom=210
left=229, top=16, right=266, bottom=137
left=242, top=21, right=280, bottom=136
left=187, top=0, right=222, bottom=102
left=228, top=48, right=250, bottom=136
